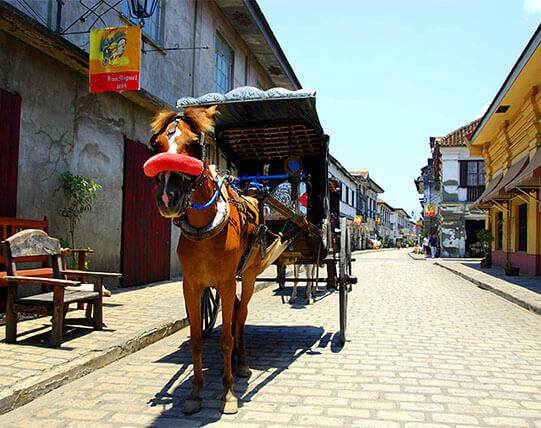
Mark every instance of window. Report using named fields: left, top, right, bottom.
left=496, top=211, right=503, bottom=250
left=460, top=160, right=485, bottom=187
left=121, top=1, right=164, bottom=44
left=517, top=203, right=528, bottom=252
left=214, top=34, right=234, bottom=94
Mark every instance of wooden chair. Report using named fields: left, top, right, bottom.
left=1, top=229, right=121, bottom=347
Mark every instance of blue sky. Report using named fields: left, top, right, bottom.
left=258, top=0, right=541, bottom=217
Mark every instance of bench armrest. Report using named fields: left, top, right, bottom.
left=61, top=269, right=122, bottom=279
left=60, top=248, right=94, bottom=257
left=1, top=276, right=81, bottom=287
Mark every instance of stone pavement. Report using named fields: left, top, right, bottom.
left=2, top=249, right=540, bottom=427
left=436, top=260, right=541, bottom=315
left=0, top=264, right=282, bottom=414
left=0, top=279, right=186, bottom=414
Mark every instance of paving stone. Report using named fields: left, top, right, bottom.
left=1, top=250, right=540, bottom=427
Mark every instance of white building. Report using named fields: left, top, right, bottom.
left=329, top=155, right=357, bottom=220
left=431, top=119, right=486, bottom=257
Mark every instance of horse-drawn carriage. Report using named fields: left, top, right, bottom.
left=174, top=87, right=357, bottom=345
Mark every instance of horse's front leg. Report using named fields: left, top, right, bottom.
left=219, top=279, right=238, bottom=414
left=182, top=282, right=204, bottom=414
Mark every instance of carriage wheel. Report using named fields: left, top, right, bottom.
left=338, top=217, right=348, bottom=345
left=201, top=287, right=220, bottom=338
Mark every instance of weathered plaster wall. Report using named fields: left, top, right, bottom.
left=2, top=0, right=280, bottom=281
left=438, top=146, right=485, bottom=257
left=6, top=0, right=275, bottom=104
left=0, top=30, right=152, bottom=275
left=441, top=146, right=484, bottom=203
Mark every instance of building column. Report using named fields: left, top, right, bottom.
left=503, top=203, right=512, bottom=253
left=527, top=191, right=541, bottom=275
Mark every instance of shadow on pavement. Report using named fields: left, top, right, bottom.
left=457, top=261, right=541, bottom=294
left=148, top=324, right=340, bottom=426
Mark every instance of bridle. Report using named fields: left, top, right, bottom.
left=147, top=111, right=231, bottom=240
left=150, top=111, right=209, bottom=164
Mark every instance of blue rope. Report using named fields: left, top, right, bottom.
left=190, top=176, right=227, bottom=210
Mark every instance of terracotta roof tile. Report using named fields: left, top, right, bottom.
left=435, top=118, right=481, bottom=147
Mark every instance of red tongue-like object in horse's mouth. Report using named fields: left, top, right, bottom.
left=143, top=152, right=204, bottom=177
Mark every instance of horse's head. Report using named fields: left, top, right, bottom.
left=144, top=106, right=217, bottom=218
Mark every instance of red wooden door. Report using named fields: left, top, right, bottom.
left=0, top=89, right=21, bottom=217
left=122, top=138, right=171, bottom=287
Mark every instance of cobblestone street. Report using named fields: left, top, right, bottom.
left=1, top=249, right=540, bottom=427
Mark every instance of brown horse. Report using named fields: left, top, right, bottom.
left=145, top=107, right=262, bottom=415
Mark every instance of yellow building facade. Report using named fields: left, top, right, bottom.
left=469, top=24, right=541, bottom=276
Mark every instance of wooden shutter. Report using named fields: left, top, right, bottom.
left=459, top=161, right=468, bottom=188
left=0, top=89, right=21, bottom=217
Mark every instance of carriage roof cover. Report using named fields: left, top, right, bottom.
left=176, top=87, right=326, bottom=161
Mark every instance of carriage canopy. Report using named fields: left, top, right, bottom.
left=176, top=87, right=327, bottom=161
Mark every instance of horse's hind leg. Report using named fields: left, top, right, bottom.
left=291, top=264, right=299, bottom=301
left=305, top=264, right=315, bottom=305
left=182, top=283, right=204, bottom=414
left=234, top=271, right=255, bottom=378
left=218, top=279, right=238, bottom=414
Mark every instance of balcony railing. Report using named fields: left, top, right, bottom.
left=467, top=186, right=485, bottom=202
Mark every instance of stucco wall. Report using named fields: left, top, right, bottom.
left=441, top=146, right=484, bottom=203
left=0, top=30, right=151, bottom=275
left=6, top=0, right=274, bottom=103
left=1, top=0, right=278, bottom=281
left=439, top=146, right=485, bottom=257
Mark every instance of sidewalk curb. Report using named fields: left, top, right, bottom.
left=0, top=280, right=276, bottom=415
left=435, top=262, right=541, bottom=316
left=408, top=252, right=426, bottom=261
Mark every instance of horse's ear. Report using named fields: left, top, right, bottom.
left=205, top=105, right=217, bottom=119
left=184, top=106, right=218, bottom=132
left=151, top=110, right=176, bottom=134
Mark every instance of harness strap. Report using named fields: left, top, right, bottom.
left=190, top=176, right=227, bottom=210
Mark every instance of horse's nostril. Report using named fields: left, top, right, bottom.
left=168, top=190, right=177, bottom=201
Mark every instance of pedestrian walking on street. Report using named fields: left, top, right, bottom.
left=422, top=234, right=430, bottom=256
left=429, top=233, right=438, bottom=258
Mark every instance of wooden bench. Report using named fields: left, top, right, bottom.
left=1, top=229, right=121, bottom=347
left=0, top=217, right=93, bottom=312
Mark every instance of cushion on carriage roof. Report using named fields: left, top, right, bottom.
left=143, top=152, right=204, bottom=177
left=176, top=86, right=316, bottom=109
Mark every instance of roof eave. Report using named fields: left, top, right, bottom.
left=215, top=0, right=301, bottom=90
left=471, top=23, right=541, bottom=145
left=0, top=1, right=173, bottom=113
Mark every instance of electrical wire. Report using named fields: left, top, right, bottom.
left=15, top=0, right=48, bottom=26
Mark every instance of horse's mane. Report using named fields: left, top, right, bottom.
left=151, top=110, right=176, bottom=134
left=151, top=106, right=217, bottom=134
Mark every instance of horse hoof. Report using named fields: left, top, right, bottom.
left=236, top=364, right=252, bottom=378
left=182, top=397, right=202, bottom=414
left=221, top=398, right=238, bottom=414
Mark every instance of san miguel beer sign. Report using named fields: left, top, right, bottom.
left=89, top=26, right=141, bottom=93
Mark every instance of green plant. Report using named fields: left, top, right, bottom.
left=59, top=171, right=101, bottom=249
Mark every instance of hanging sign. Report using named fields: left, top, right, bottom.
left=89, top=26, right=141, bottom=93
left=424, top=204, right=437, bottom=218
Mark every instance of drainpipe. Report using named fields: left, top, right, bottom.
left=191, top=0, right=198, bottom=97
left=56, top=0, right=63, bottom=33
